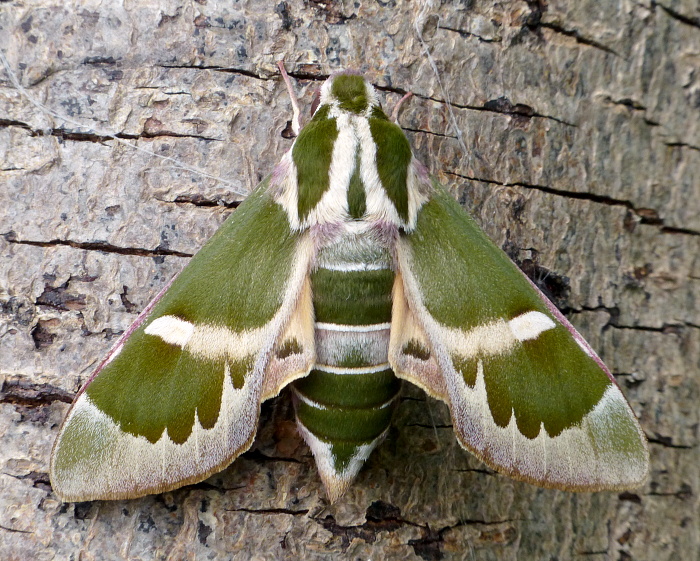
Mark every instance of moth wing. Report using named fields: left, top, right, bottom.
left=50, top=180, right=315, bottom=501
left=389, top=185, right=649, bottom=490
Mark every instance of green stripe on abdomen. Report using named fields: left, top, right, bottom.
left=294, top=381, right=395, bottom=441
left=294, top=368, right=400, bottom=409
left=310, top=268, right=394, bottom=324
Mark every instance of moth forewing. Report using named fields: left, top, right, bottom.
left=50, top=183, right=317, bottom=501
left=392, top=188, right=649, bottom=491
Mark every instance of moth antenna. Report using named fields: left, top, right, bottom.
left=413, top=4, right=468, bottom=155
left=391, top=92, right=413, bottom=124
left=277, top=61, right=302, bottom=136
left=0, top=49, right=247, bottom=197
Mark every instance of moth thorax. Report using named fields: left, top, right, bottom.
left=291, top=74, right=413, bottom=229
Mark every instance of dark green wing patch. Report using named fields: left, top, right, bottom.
left=275, top=338, right=304, bottom=359
left=409, top=186, right=539, bottom=328
left=148, top=183, right=298, bottom=331
left=402, top=339, right=431, bottom=361
left=483, top=328, right=608, bottom=438
left=86, top=334, right=249, bottom=444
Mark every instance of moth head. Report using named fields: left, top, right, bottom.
left=318, top=71, right=381, bottom=117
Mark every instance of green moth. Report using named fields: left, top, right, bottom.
left=50, top=70, right=649, bottom=503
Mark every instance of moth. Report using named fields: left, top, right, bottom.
left=50, top=69, right=649, bottom=503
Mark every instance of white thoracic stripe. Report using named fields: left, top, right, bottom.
left=355, top=117, right=404, bottom=227
left=316, top=322, right=391, bottom=332
left=315, top=362, right=391, bottom=375
left=319, top=262, right=389, bottom=272
left=296, top=111, right=356, bottom=230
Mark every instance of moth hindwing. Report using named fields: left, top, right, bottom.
left=50, top=70, right=648, bottom=503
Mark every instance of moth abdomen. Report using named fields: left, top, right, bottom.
left=293, top=238, right=400, bottom=500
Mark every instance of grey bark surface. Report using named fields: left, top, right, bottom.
left=1, top=1, right=698, bottom=559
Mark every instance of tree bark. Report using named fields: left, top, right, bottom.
left=1, top=1, right=698, bottom=559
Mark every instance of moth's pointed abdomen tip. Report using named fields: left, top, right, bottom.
left=320, top=473, right=354, bottom=504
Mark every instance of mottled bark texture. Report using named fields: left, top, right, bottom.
left=1, top=1, right=698, bottom=560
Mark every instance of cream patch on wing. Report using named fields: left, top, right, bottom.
left=145, top=315, right=267, bottom=361
left=439, top=312, right=556, bottom=361
left=146, top=241, right=316, bottom=386
left=509, top=311, right=556, bottom=342
left=145, top=316, right=195, bottom=347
